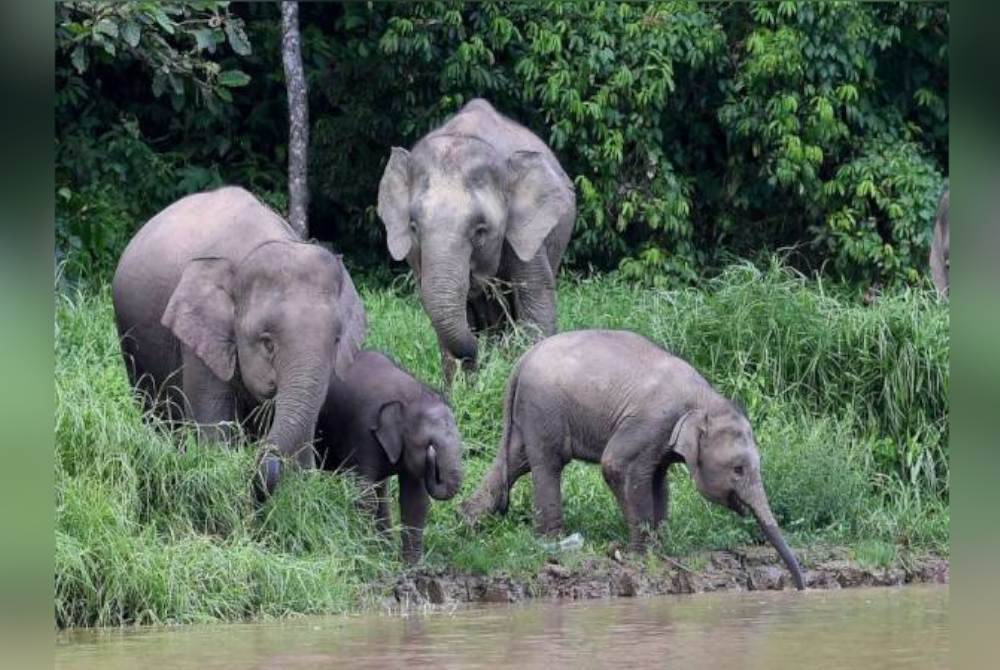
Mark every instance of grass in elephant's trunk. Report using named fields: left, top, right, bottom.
left=55, top=259, right=948, bottom=626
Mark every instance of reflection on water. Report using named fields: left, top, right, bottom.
left=56, top=585, right=947, bottom=669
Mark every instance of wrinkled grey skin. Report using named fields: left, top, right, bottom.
left=112, top=187, right=366, bottom=497
left=929, top=189, right=949, bottom=298
left=461, top=330, right=805, bottom=590
left=317, top=351, right=463, bottom=563
left=377, top=98, right=576, bottom=383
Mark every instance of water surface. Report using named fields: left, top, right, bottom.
left=57, top=585, right=948, bottom=669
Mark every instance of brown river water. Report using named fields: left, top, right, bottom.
left=56, top=585, right=948, bottom=669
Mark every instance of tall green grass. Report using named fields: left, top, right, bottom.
left=55, top=260, right=949, bottom=627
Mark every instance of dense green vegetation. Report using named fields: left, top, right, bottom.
left=56, top=262, right=948, bottom=627
left=56, top=1, right=947, bottom=286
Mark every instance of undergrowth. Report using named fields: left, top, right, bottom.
left=55, top=260, right=949, bottom=627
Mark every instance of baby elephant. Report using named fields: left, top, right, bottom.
left=460, top=330, right=804, bottom=589
left=316, top=351, right=463, bottom=563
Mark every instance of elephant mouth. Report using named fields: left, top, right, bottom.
left=728, top=491, right=748, bottom=517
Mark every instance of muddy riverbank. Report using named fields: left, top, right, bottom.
left=386, top=545, right=949, bottom=609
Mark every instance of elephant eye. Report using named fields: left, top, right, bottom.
left=260, top=334, right=275, bottom=356
left=733, top=465, right=745, bottom=476
left=409, top=220, right=418, bottom=234
left=473, top=222, right=489, bottom=244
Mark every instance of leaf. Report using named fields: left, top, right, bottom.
left=168, top=73, right=184, bottom=96
left=216, top=86, right=233, bottom=103
left=151, top=72, right=166, bottom=98
left=150, top=7, right=175, bottom=35
left=218, top=70, right=251, bottom=87
left=192, top=29, right=216, bottom=52
left=95, top=18, right=119, bottom=39
left=225, top=21, right=252, bottom=56
left=70, top=45, right=88, bottom=74
left=122, top=21, right=141, bottom=47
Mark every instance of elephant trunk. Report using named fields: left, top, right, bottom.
left=424, top=443, right=462, bottom=501
left=743, top=483, right=805, bottom=590
left=257, top=357, right=331, bottom=497
left=420, top=257, right=477, bottom=364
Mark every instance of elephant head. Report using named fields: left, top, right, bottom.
left=376, top=135, right=573, bottom=366
left=161, top=240, right=366, bottom=496
left=670, top=402, right=805, bottom=590
left=372, top=394, right=463, bottom=500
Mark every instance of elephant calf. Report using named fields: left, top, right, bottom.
left=316, top=351, right=463, bottom=563
left=460, top=329, right=805, bottom=590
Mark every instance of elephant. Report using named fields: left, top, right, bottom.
left=112, top=186, right=366, bottom=497
left=377, top=98, right=576, bottom=383
left=460, top=329, right=805, bottom=590
left=316, top=350, right=463, bottom=563
left=929, top=189, right=949, bottom=298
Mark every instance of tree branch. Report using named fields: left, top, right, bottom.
left=281, top=1, right=309, bottom=238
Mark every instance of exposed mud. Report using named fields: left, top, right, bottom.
left=384, top=545, right=949, bottom=610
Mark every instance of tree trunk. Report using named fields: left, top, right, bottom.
left=281, top=1, right=309, bottom=238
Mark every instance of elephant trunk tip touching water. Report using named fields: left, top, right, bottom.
left=740, top=482, right=805, bottom=590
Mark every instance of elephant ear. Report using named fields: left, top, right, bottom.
left=669, top=408, right=706, bottom=469
left=161, top=257, right=237, bottom=382
left=377, top=147, right=412, bottom=261
left=505, top=150, right=575, bottom=262
left=330, top=255, right=367, bottom=379
left=373, top=400, right=405, bottom=464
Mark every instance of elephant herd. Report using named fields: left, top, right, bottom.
left=111, top=99, right=948, bottom=591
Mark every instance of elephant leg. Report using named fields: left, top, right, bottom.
left=375, top=480, right=392, bottom=535
left=508, top=253, right=556, bottom=339
left=529, top=465, right=564, bottom=537
left=601, top=457, right=633, bottom=542
left=467, top=298, right=487, bottom=334
left=601, top=423, right=659, bottom=551
left=358, top=480, right=392, bottom=536
left=399, top=472, right=430, bottom=564
left=652, top=464, right=669, bottom=530
left=522, top=418, right=567, bottom=537
left=623, top=463, right=657, bottom=551
left=181, top=345, right=238, bottom=444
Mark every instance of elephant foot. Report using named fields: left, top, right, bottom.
left=458, top=495, right=490, bottom=527
left=253, top=451, right=284, bottom=502
left=626, top=529, right=655, bottom=555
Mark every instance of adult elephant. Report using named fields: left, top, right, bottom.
left=112, top=186, right=366, bottom=497
left=377, top=98, right=576, bottom=382
left=929, top=189, right=949, bottom=298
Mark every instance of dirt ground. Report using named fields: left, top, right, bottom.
left=384, top=545, right=949, bottom=609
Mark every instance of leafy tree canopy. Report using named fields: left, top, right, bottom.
left=55, top=1, right=948, bottom=288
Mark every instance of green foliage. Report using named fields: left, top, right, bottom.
left=56, top=262, right=948, bottom=625
left=820, top=139, right=945, bottom=283
left=54, top=2, right=947, bottom=287
left=56, top=1, right=253, bottom=112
